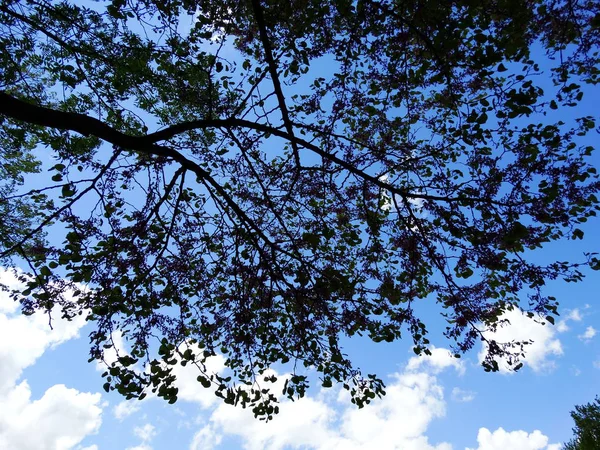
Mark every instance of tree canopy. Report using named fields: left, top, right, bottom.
left=564, top=397, right=600, bottom=450
left=1, top=0, right=599, bottom=418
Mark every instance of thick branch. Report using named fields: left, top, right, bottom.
left=0, top=92, right=514, bottom=207
left=0, top=92, right=273, bottom=253
left=249, top=0, right=300, bottom=166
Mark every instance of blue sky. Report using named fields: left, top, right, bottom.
left=0, top=253, right=599, bottom=450
left=2, top=3, right=600, bottom=450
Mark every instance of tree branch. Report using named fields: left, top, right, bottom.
left=0, top=92, right=292, bottom=261
left=0, top=91, right=516, bottom=207
left=0, top=149, right=122, bottom=259
left=249, top=0, right=301, bottom=167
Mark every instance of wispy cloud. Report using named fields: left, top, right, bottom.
left=451, top=387, right=476, bottom=402
left=556, top=308, right=583, bottom=333
left=579, top=326, right=597, bottom=342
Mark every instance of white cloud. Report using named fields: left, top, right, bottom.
left=0, top=383, right=102, bottom=450
left=556, top=320, right=569, bottom=333
left=0, top=273, right=88, bottom=392
left=378, top=174, right=426, bottom=219
left=0, top=267, right=24, bottom=314
left=334, top=372, right=452, bottom=450
left=190, top=425, right=223, bottom=450
left=451, top=387, right=475, bottom=403
left=478, top=309, right=563, bottom=373
left=466, top=427, right=560, bottom=450
left=171, top=346, right=226, bottom=408
left=95, top=330, right=129, bottom=372
left=113, top=399, right=142, bottom=420
left=134, top=423, right=157, bottom=442
left=556, top=309, right=583, bottom=333
left=109, top=343, right=225, bottom=412
left=205, top=375, right=453, bottom=450
left=194, top=345, right=566, bottom=449
left=211, top=399, right=334, bottom=450
left=379, top=174, right=392, bottom=211
left=405, top=346, right=466, bottom=375
left=593, top=359, right=600, bottom=369
left=126, top=445, right=153, bottom=450
left=0, top=268, right=103, bottom=450
left=190, top=350, right=467, bottom=450
left=206, top=375, right=337, bottom=450
left=126, top=423, right=157, bottom=450
left=578, top=326, right=597, bottom=342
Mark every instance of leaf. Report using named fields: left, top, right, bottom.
left=460, top=267, right=474, bottom=278
left=1, top=0, right=598, bottom=419
left=197, top=376, right=211, bottom=388
left=61, top=184, right=76, bottom=198
left=301, top=232, right=320, bottom=248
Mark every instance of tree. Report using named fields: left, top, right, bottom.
left=0, top=0, right=599, bottom=418
left=564, top=397, right=600, bottom=450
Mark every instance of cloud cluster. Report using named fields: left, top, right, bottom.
left=183, top=349, right=465, bottom=450
left=466, top=427, right=561, bottom=450
left=178, top=346, right=561, bottom=450
left=0, top=268, right=103, bottom=450
left=0, top=266, right=570, bottom=450
left=193, top=373, right=453, bottom=450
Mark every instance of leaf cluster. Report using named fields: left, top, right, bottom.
left=0, top=0, right=599, bottom=417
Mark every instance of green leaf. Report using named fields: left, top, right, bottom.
left=197, top=376, right=211, bottom=388
left=301, top=232, right=320, bottom=248
left=61, top=184, right=76, bottom=198
left=1, top=0, right=598, bottom=419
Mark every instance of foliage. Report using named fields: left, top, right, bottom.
left=564, top=397, right=600, bottom=450
left=0, top=0, right=599, bottom=417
